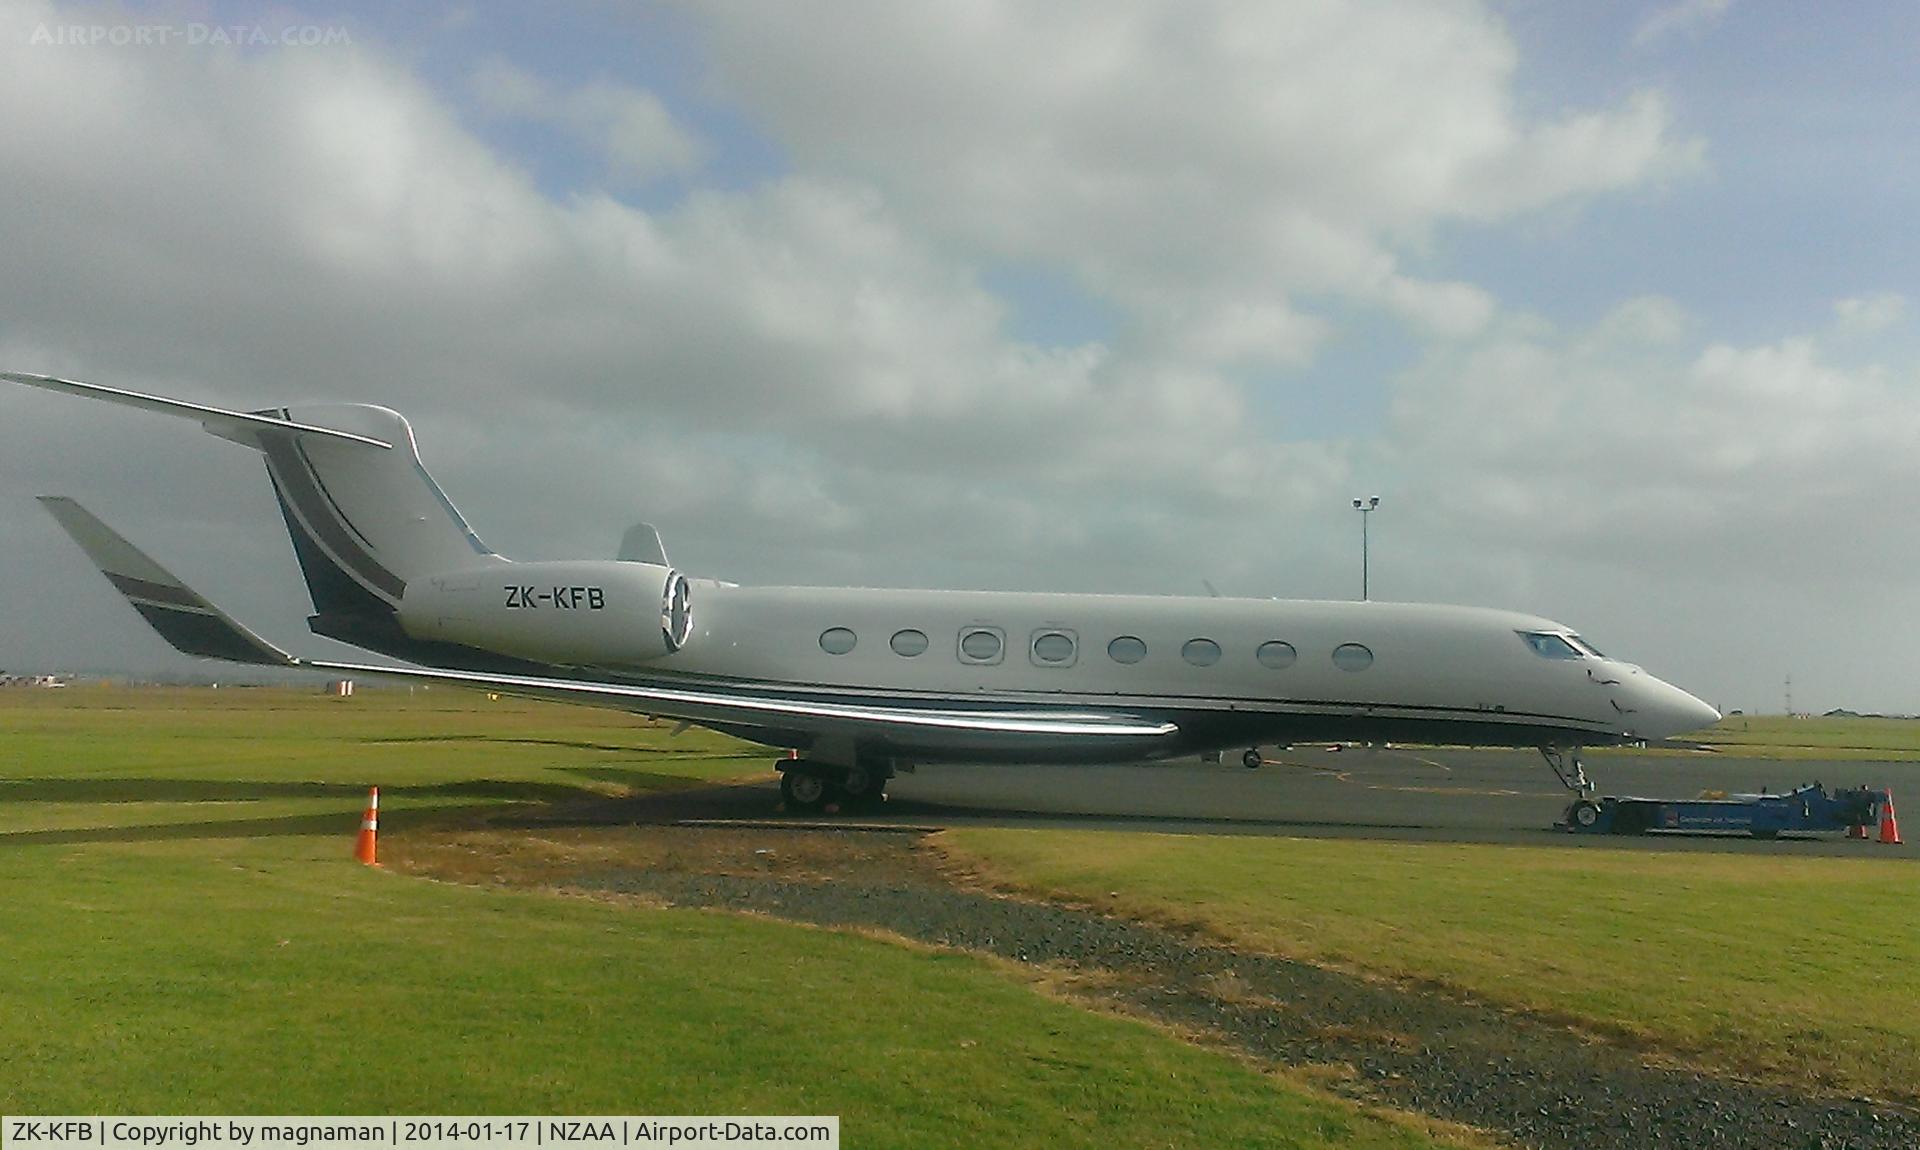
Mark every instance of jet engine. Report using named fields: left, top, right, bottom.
left=398, top=559, right=694, bottom=666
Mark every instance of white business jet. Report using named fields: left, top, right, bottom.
left=4, top=373, right=1718, bottom=815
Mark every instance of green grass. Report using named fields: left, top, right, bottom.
left=0, top=683, right=764, bottom=837
left=942, top=829, right=1920, bottom=1104
left=1682, top=714, right=1920, bottom=760
left=0, top=687, right=1471, bottom=1149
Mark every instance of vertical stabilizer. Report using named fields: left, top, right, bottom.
left=254, top=404, right=505, bottom=617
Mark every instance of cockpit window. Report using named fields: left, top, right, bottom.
left=1567, top=635, right=1604, bottom=658
left=1519, top=631, right=1583, bottom=659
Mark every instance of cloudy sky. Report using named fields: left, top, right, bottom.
left=2, top=0, right=1917, bottom=715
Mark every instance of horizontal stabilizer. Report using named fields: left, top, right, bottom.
left=37, top=497, right=293, bottom=666
left=3, top=372, right=391, bottom=450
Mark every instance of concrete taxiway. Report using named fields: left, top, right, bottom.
left=648, top=746, right=1918, bottom=857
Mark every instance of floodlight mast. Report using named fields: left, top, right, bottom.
left=1352, top=496, right=1380, bottom=600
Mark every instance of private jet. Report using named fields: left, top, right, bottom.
left=3, top=372, right=1719, bottom=817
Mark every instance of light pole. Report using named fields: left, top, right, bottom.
left=1352, top=496, right=1379, bottom=600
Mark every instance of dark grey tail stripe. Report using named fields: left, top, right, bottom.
left=289, top=427, right=379, bottom=554
left=128, top=602, right=285, bottom=665
left=104, top=572, right=202, bottom=610
left=259, top=433, right=405, bottom=602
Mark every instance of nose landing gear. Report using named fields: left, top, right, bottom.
left=1540, top=744, right=1601, bottom=829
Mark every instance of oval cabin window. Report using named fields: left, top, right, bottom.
left=819, top=627, right=857, bottom=655
left=959, top=628, right=1003, bottom=663
left=890, top=629, right=930, bottom=657
left=1332, top=643, right=1374, bottom=672
left=1032, top=631, right=1076, bottom=664
left=1107, top=636, right=1148, bottom=664
left=1256, top=641, right=1297, bottom=669
left=1181, top=638, right=1222, bottom=666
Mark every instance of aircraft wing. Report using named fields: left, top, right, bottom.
left=300, top=659, right=1180, bottom=739
left=40, top=497, right=1179, bottom=743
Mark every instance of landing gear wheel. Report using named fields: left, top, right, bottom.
left=837, top=763, right=888, bottom=810
left=1567, top=798, right=1601, bottom=830
left=780, top=769, right=829, bottom=813
left=1242, top=748, right=1264, bottom=770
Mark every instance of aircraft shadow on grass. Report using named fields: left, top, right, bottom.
left=0, top=766, right=727, bottom=848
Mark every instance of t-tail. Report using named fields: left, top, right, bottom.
left=3, top=373, right=505, bottom=660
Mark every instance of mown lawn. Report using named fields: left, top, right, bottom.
left=943, top=828, right=1920, bottom=1105
left=1683, top=714, right=1920, bottom=760
left=0, top=687, right=1477, bottom=1149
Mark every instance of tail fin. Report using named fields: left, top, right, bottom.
left=254, top=404, right=501, bottom=616
left=2, top=374, right=505, bottom=622
left=37, top=496, right=293, bottom=666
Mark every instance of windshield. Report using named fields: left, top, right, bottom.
left=1519, top=631, right=1583, bottom=659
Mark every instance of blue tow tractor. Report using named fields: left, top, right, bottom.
left=1561, top=783, right=1894, bottom=839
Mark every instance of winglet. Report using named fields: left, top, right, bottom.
left=3, top=372, right=392, bottom=450
left=37, top=497, right=295, bottom=666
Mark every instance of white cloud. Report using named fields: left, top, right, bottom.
left=684, top=0, right=1699, bottom=355
left=1832, top=292, right=1906, bottom=337
left=0, top=1, right=1332, bottom=607
left=1391, top=308, right=1920, bottom=587
left=1634, top=0, right=1735, bottom=48
left=469, top=56, right=704, bottom=186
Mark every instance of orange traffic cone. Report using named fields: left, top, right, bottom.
left=1878, top=791, right=1902, bottom=845
left=1847, top=821, right=1868, bottom=840
left=354, top=786, right=380, bottom=865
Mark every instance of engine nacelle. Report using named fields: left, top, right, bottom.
left=398, top=560, right=693, bottom=666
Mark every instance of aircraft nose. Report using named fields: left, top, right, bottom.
left=1636, top=676, right=1720, bottom=739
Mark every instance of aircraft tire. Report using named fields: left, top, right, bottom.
left=837, top=763, right=887, bottom=810
left=780, top=767, right=830, bottom=813
left=1241, top=748, right=1263, bottom=769
left=1567, top=799, right=1601, bottom=830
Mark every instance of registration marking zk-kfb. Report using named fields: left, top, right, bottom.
left=505, top=585, right=605, bottom=610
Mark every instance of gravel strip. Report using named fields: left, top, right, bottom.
left=576, top=869, right=1917, bottom=1150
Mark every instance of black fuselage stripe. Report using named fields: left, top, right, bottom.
left=578, top=669, right=1599, bottom=727
left=550, top=668, right=1611, bottom=734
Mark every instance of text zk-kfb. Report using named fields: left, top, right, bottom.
left=505, top=586, right=605, bottom=610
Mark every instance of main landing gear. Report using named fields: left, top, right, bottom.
left=777, top=757, right=891, bottom=814
left=1540, top=744, right=1602, bottom=829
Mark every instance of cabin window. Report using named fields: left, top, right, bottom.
left=1107, top=635, right=1148, bottom=664
left=819, top=627, right=857, bottom=655
left=1031, top=630, right=1077, bottom=666
left=1256, top=641, right=1297, bottom=669
left=1519, top=631, right=1582, bottom=660
left=958, top=626, right=1004, bottom=665
left=1181, top=638, right=1222, bottom=666
left=890, top=629, right=930, bottom=657
left=1332, top=643, right=1373, bottom=671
